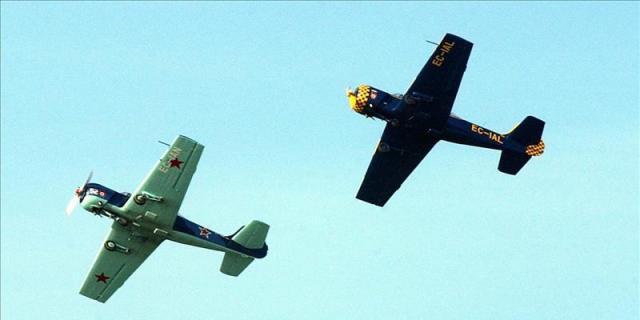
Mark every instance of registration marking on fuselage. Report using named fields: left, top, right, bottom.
left=471, top=124, right=504, bottom=144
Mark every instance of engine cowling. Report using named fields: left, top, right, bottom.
left=80, top=192, right=105, bottom=212
left=347, top=84, right=374, bottom=115
left=347, top=85, right=401, bottom=122
left=79, top=183, right=131, bottom=213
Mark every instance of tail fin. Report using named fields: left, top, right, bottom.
left=220, top=220, right=270, bottom=277
left=498, top=116, right=545, bottom=175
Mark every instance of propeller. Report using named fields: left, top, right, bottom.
left=346, top=87, right=354, bottom=97
left=65, top=171, right=93, bottom=216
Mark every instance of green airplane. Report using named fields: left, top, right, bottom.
left=65, top=135, right=269, bottom=303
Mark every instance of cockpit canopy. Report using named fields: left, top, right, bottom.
left=79, top=183, right=131, bottom=208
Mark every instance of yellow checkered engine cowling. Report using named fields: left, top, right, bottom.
left=525, top=140, right=545, bottom=156
left=349, top=85, right=372, bottom=114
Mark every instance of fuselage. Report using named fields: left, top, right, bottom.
left=77, top=183, right=266, bottom=258
left=347, top=84, right=525, bottom=154
left=79, top=183, right=131, bottom=218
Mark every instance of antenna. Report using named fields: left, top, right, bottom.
left=158, top=140, right=170, bottom=147
left=425, top=40, right=439, bottom=46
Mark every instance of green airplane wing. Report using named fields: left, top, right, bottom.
left=79, top=222, right=163, bottom=303
left=123, top=135, right=204, bottom=228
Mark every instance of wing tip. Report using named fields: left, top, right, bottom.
left=356, top=193, right=388, bottom=207
left=443, top=33, right=473, bottom=47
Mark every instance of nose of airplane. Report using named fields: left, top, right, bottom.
left=347, top=87, right=358, bottom=110
left=347, top=85, right=370, bottom=115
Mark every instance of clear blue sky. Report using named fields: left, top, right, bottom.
left=1, top=2, right=638, bottom=319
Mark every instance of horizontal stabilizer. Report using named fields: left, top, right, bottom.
left=219, top=220, right=269, bottom=276
left=498, top=151, right=530, bottom=175
left=220, top=252, right=254, bottom=277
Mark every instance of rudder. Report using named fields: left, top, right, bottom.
left=506, top=116, right=545, bottom=146
left=219, top=220, right=269, bottom=277
left=231, top=220, right=269, bottom=249
left=498, top=116, right=545, bottom=175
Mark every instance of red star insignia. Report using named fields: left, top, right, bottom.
left=95, top=272, right=110, bottom=283
left=199, top=226, right=211, bottom=239
left=169, top=158, right=183, bottom=169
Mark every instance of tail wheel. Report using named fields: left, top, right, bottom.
left=104, top=240, right=117, bottom=251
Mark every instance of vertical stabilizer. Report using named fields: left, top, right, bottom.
left=498, top=116, right=545, bottom=175
left=219, top=220, right=269, bottom=276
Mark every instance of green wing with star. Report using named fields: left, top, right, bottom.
left=79, top=222, right=163, bottom=303
left=122, top=135, right=204, bottom=228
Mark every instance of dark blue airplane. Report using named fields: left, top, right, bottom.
left=347, top=33, right=545, bottom=207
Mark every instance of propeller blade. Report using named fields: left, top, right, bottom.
left=66, top=171, right=92, bottom=216
left=82, top=171, right=93, bottom=190
left=346, top=87, right=354, bottom=97
left=65, top=195, right=79, bottom=216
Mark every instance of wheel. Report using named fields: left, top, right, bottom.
left=133, top=194, right=146, bottom=205
left=377, top=142, right=391, bottom=153
left=404, top=95, right=416, bottom=105
left=104, top=240, right=116, bottom=251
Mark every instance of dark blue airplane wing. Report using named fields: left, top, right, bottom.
left=405, top=33, right=473, bottom=129
left=356, top=123, right=439, bottom=207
